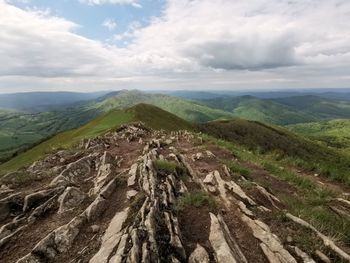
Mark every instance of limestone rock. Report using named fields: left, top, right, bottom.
left=58, top=187, right=86, bottom=214
left=189, top=244, right=210, bottom=263
left=127, top=190, right=138, bottom=200
left=89, top=208, right=129, bottom=263
left=209, top=213, right=238, bottom=263
left=203, top=172, right=216, bottom=185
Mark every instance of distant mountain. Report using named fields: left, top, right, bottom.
left=0, top=91, right=110, bottom=111
left=198, top=95, right=316, bottom=125
left=198, top=95, right=350, bottom=125
left=272, top=95, right=350, bottom=119
left=163, top=90, right=223, bottom=100
left=164, top=88, right=350, bottom=100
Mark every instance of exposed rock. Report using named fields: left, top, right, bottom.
left=209, top=213, right=240, bottom=263
left=241, top=214, right=297, bottom=263
left=205, top=150, right=216, bottom=158
left=188, top=244, right=210, bottom=263
left=127, top=190, right=138, bottom=200
left=93, top=152, right=114, bottom=193
left=203, top=172, right=216, bottom=185
left=286, top=213, right=350, bottom=262
left=57, top=187, right=86, bottom=214
left=90, top=208, right=129, bottom=263
left=28, top=194, right=58, bottom=223
left=255, top=185, right=281, bottom=210
left=315, top=250, right=331, bottom=263
left=91, top=225, right=100, bottom=233
left=23, top=188, right=58, bottom=212
left=128, top=163, right=138, bottom=187
left=290, top=246, right=315, bottom=263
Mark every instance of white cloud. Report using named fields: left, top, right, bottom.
left=102, top=18, right=117, bottom=31
left=79, top=0, right=141, bottom=8
left=1, top=0, right=350, bottom=92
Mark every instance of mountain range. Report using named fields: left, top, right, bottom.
left=1, top=90, right=350, bottom=163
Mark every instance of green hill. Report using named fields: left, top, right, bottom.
left=0, top=104, right=193, bottom=174
left=199, top=96, right=316, bottom=125
left=287, top=119, right=350, bottom=154
left=199, top=119, right=350, bottom=184
left=0, top=90, right=229, bottom=162
left=273, top=95, right=350, bottom=119
left=199, top=95, right=350, bottom=125
left=95, top=90, right=234, bottom=123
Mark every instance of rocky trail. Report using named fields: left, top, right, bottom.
left=0, top=123, right=349, bottom=263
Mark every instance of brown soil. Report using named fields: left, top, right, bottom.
left=222, top=207, right=269, bottom=263
left=178, top=206, right=215, bottom=261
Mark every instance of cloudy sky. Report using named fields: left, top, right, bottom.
left=0, top=0, right=350, bottom=93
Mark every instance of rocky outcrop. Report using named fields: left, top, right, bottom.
left=1, top=124, right=348, bottom=263
left=57, top=187, right=86, bottom=213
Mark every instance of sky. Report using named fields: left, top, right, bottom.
left=0, top=0, right=350, bottom=93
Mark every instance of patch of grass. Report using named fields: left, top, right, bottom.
left=226, top=160, right=251, bottom=178
left=282, top=193, right=350, bottom=244
left=153, top=160, right=177, bottom=174
left=262, top=161, right=314, bottom=190
left=176, top=191, right=217, bottom=211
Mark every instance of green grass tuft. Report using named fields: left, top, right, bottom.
left=176, top=191, right=217, bottom=211
left=153, top=159, right=177, bottom=174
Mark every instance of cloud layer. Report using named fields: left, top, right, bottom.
left=79, top=0, right=141, bottom=8
left=1, top=0, right=350, bottom=92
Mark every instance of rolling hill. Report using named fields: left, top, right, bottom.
left=287, top=119, right=350, bottom=154
left=199, top=96, right=316, bottom=125
left=198, top=95, right=350, bottom=125
left=272, top=95, right=350, bottom=119
left=0, top=90, right=229, bottom=163
left=94, top=90, right=234, bottom=122
left=0, top=103, right=193, bottom=174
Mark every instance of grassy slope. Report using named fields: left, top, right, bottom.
left=0, top=104, right=193, bottom=174
left=199, top=119, right=350, bottom=184
left=199, top=96, right=316, bottom=125
left=287, top=119, right=350, bottom=154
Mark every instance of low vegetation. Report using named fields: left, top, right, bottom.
left=199, top=119, right=350, bottom=185
left=287, top=119, right=350, bottom=154
left=176, top=191, right=217, bottom=211
left=153, top=160, right=178, bottom=174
